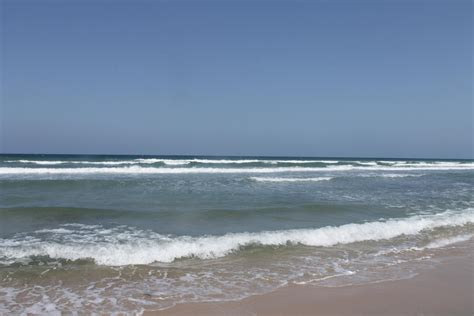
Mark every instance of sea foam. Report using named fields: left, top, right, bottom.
left=250, top=177, right=333, bottom=182
left=0, top=162, right=473, bottom=175
left=1, top=209, right=472, bottom=266
left=6, top=159, right=469, bottom=168
left=6, top=159, right=340, bottom=166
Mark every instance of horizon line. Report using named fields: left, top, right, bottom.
left=0, top=152, right=472, bottom=161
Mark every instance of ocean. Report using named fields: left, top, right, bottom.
left=0, top=154, right=473, bottom=314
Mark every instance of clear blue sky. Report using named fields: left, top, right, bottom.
left=1, top=0, right=472, bottom=158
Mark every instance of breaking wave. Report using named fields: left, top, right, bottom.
left=4, top=159, right=340, bottom=166
left=250, top=177, right=333, bottom=182
left=0, top=162, right=473, bottom=176
left=1, top=209, right=472, bottom=266
left=4, top=159, right=471, bottom=168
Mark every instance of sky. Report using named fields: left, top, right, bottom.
left=1, top=0, right=472, bottom=158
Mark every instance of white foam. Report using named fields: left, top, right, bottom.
left=1, top=209, right=472, bottom=266
left=250, top=177, right=333, bottom=182
left=387, top=162, right=466, bottom=168
left=160, top=160, right=190, bottom=166
left=190, top=159, right=262, bottom=164
left=353, top=161, right=378, bottom=166
left=374, top=234, right=473, bottom=257
left=292, top=271, right=356, bottom=285
left=0, top=166, right=343, bottom=175
left=363, top=173, right=424, bottom=178
left=5, top=159, right=471, bottom=170
left=135, top=158, right=339, bottom=164
left=134, top=158, right=189, bottom=165
left=265, top=160, right=339, bottom=164
left=35, top=228, right=74, bottom=234
left=379, top=173, right=422, bottom=178
left=6, top=160, right=140, bottom=166
left=424, top=234, right=473, bottom=249
left=6, top=160, right=70, bottom=165
left=0, top=162, right=473, bottom=176
left=4, top=158, right=336, bottom=166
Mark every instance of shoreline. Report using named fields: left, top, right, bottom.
left=150, top=251, right=473, bottom=315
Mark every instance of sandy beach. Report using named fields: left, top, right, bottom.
left=153, top=250, right=473, bottom=316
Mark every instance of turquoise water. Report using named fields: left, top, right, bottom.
left=0, top=155, right=473, bottom=313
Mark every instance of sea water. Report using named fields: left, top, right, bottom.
left=0, top=155, right=473, bottom=313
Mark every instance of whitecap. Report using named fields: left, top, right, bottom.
left=1, top=208, right=472, bottom=265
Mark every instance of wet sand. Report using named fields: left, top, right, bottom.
left=150, top=252, right=473, bottom=316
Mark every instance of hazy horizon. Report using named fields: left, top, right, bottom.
left=0, top=152, right=472, bottom=161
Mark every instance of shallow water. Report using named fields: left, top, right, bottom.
left=0, top=155, right=473, bottom=314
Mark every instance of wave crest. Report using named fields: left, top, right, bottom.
left=1, top=162, right=473, bottom=175
left=1, top=209, right=472, bottom=266
left=250, top=177, right=333, bottom=182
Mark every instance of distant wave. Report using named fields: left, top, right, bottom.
left=0, top=163, right=473, bottom=175
left=353, top=161, right=379, bottom=166
left=0, top=166, right=349, bottom=175
left=379, top=173, right=424, bottom=178
left=4, top=159, right=341, bottom=166
left=5, top=160, right=140, bottom=166
left=377, top=161, right=469, bottom=168
left=145, top=158, right=262, bottom=164
left=1, top=209, right=472, bottom=265
left=360, top=173, right=425, bottom=178
left=4, top=159, right=472, bottom=170
left=251, top=177, right=333, bottom=182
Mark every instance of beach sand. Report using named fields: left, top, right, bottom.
left=150, top=251, right=473, bottom=316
